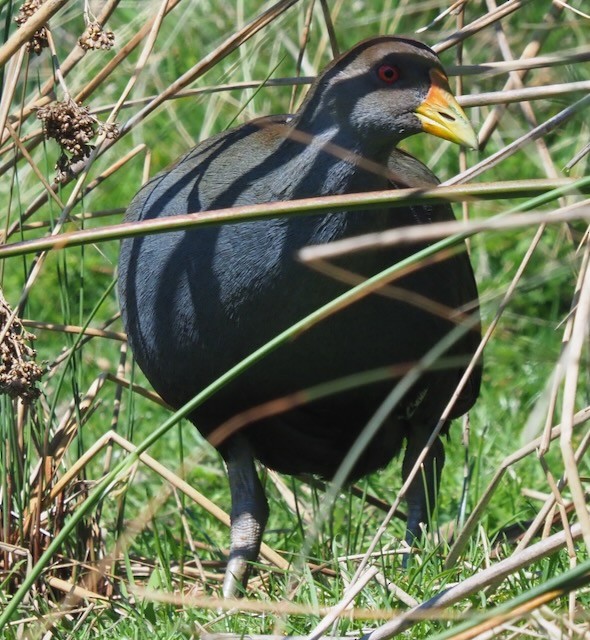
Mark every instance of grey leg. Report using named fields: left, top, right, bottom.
left=221, top=436, right=269, bottom=599
left=402, top=424, right=445, bottom=548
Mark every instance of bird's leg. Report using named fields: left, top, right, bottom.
left=221, top=436, right=269, bottom=599
left=402, top=424, right=445, bottom=550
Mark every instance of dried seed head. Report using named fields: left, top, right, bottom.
left=37, top=100, right=97, bottom=157
left=55, top=153, right=71, bottom=184
left=0, top=291, right=44, bottom=401
left=78, top=21, right=115, bottom=51
left=15, top=0, right=49, bottom=55
left=37, top=100, right=119, bottom=182
left=99, top=122, right=119, bottom=139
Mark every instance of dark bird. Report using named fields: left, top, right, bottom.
left=118, top=36, right=482, bottom=598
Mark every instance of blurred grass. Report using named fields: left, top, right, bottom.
left=1, top=0, right=590, bottom=638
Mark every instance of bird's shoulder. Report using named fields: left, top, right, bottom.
left=388, top=148, right=440, bottom=188
left=388, top=149, right=457, bottom=225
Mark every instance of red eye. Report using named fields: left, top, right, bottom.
left=377, top=64, right=400, bottom=84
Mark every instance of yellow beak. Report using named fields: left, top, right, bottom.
left=415, top=69, right=478, bottom=150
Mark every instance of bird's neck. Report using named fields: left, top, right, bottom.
left=284, top=91, right=403, bottom=195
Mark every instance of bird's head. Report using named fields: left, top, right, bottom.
left=297, top=36, right=478, bottom=154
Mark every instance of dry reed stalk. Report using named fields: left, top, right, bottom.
left=1, top=179, right=588, bottom=259
left=360, top=523, right=587, bottom=640
left=0, top=0, right=71, bottom=67
left=451, top=405, right=590, bottom=565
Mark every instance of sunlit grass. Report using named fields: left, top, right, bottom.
left=1, top=0, right=589, bottom=638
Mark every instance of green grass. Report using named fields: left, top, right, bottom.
left=1, top=0, right=590, bottom=638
